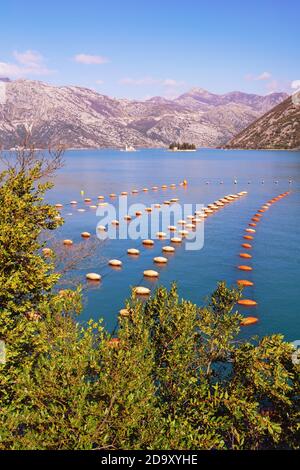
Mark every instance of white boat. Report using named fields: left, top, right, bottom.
left=122, top=144, right=136, bottom=152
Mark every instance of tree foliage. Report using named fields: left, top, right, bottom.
left=169, top=142, right=196, bottom=150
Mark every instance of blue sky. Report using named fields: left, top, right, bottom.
left=0, top=0, right=299, bottom=99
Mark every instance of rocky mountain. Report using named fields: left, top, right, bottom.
left=224, top=96, right=300, bottom=150
left=0, top=78, right=288, bottom=149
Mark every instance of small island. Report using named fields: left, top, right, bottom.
left=169, top=142, right=197, bottom=151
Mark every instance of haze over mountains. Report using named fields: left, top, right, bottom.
left=0, top=78, right=288, bottom=149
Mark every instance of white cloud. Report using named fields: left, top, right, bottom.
left=291, top=80, right=300, bottom=90
left=245, top=71, right=272, bottom=81
left=74, top=54, right=109, bottom=65
left=95, top=79, right=104, bottom=85
left=13, top=50, right=43, bottom=67
left=162, top=78, right=183, bottom=86
left=0, top=50, right=52, bottom=77
left=255, top=71, right=272, bottom=81
left=0, top=62, right=24, bottom=76
left=119, top=77, right=184, bottom=87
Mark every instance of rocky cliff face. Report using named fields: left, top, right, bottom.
left=224, top=96, right=300, bottom=150
left=0, top=79, right=288, bottom=149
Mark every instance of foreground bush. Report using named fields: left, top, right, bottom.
left=1, top=282, right=300, bottom=450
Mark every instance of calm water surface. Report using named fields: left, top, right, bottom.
left=47, top=148, right=300, bottom=341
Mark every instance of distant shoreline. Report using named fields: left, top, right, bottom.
left=168, top=149, right=197, bottom=152
left=3, top=146, right=299, bottom=152
left=221, top=147, right=300, bottom=152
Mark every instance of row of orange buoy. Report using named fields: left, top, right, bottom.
left=47, top=181, right=187, bottom=286
left=237, top=191, right=290, bottom=326
left=112, top=191, right=248, bottom=299
left=75, top=191, right=248, bottom=292
left=54, top=180, right=187, bottom=213
left=51, top=182, right=186, bottom=287
left=50, top=188, right=248, bottom=304
left=87, top=191, right=247, bottom=291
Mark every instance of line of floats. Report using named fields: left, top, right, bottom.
left=43, top=183, right=249, bottom=315
left=236, top=191, right=291, bottom=326
left=43, top=180, right=291, bottom=328
left=52, top=180, right=188, bottom=215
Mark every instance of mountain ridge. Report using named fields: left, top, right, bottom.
left=224, top=96, right=300, bottom=150
left=0, top=79, right=288, bottom=149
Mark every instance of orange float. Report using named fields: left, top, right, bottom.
left=243, top=235, right=253, bottom=240
left=237, top=280, right=254, bottom=287
left=108, top=259, right=122, bottom=267
left=107, top=338, right=121, bottom=348
left=86, top=273, right=101, bottom=281
left=162, top=246, right=175, bottom=253
left=241, top=243, right=252, bottom=249
left=153, top=256, right=168, bottom=264
left=156, top=231, right=167, bottom=238
left=240, top=316, right=258, bottom=326
left=249, top=223, right=256, bottom=227
left=127, top=248, right=140, bottom=255
left=119, top=308, right=130, bottom=317
left=171, top=237, right=182, bottom=243
left=81, top=231, right=91, bottom=238
left=143, top=269, right=159, bottom=278
left=142, top=239, right=154, bottom=246
left=252, top=217, right=260, bottom=222
left=133, top=286, right=150, bottom=295
left=42, top=248, right=53, bottom=257
left=239, top=253, right=252, bottom=259
left=238, top=299, right=257, bottom=307
left=238, top=265, right=253, bottom=271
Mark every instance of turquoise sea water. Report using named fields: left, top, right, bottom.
left=47, top=148, right=300, bottom=341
